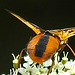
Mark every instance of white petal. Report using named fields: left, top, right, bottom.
left=43, top=59, right=52, bottom=67
left=18, top=68, right=26, bottom=74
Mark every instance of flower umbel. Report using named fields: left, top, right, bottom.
left=10, top=52, right=75, bottom=75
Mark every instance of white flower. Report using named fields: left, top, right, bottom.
left=43, top=58, right=52, bottom=67
left=39, top=67, right=48, bottom=74
left=64, top=60, right=75, bottom=74
left=18, top=68, right=26, bottom=74
left=58, top=71, right=70, bottom=75
left=50, top=68, right=57, bottom=75
left=10, top=51, right=75, bottom=75
left=26, top=66, right=32, bottom=72
left=12, top=53, right=19, bottom=69
left=24, top=55, right=33, bottom=64
left=32, top=65, right=40, bottom=75
left=62, top=52, right=68, bottom=64
left=69, top=68, right=75, bottom=75
left=23, top=55, right=33, bottom=69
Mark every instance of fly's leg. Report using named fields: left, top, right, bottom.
left=18, top=48, right=27, bottom=67
left=47, top=56, right=54, bottom=75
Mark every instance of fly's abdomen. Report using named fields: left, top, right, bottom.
left=27, top=33, right=59, bottom=63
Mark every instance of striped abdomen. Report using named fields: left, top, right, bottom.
left=27, top=33, right=59, bottom=63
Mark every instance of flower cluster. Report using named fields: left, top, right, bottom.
left=10, top=52, right=75, bottom=75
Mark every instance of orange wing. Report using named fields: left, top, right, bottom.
left=6, top=9, right=45, bottom=34
left=6, top=9, right=75, bottom=40
left=48, top=27, right=75, bottom=40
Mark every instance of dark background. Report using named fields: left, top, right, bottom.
left=0, top=0, right=75, bottom=74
